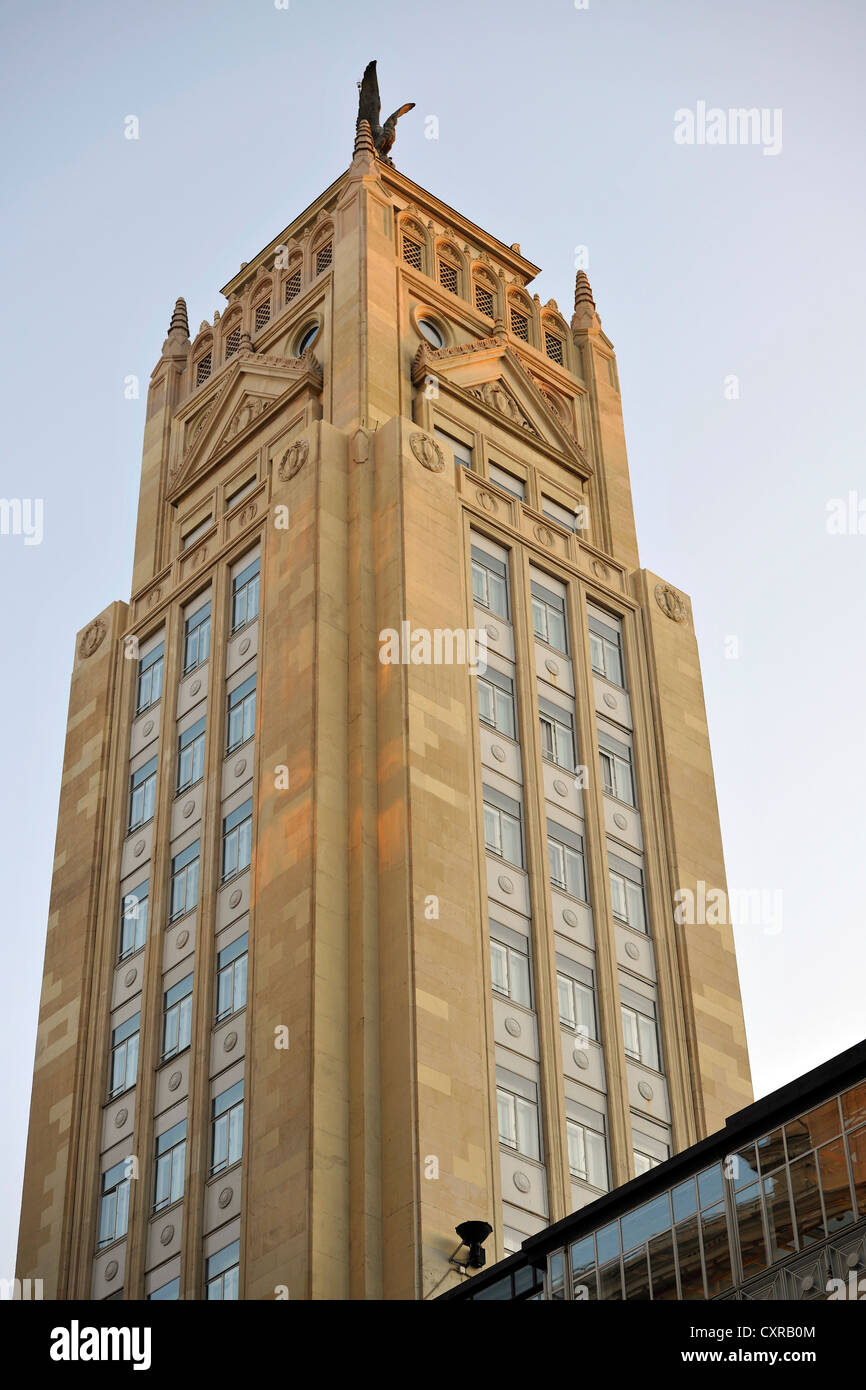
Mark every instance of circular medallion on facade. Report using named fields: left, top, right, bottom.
left=105, top=1260, right=119, bottom=1282
left=160, top=1224, right=175, bottom=1247
left=478, top=491, right=499, bottom=513
left=182, top=799, right=195, bottom=819
left=133, top=838, right=146, bottom=857
left=124, top=968, right=137, bottom=988
left=562, top=908, right=579, bottom=928
left=239, top=638, right=251, bottom=656
left=553, top=778, right=569, bottom=797
left=654, top=582, right=687, bottom=624
left=512, top=1172, right=531, bottom=1194
left=613, top=812, right=628, bottom=830
left=190, top=678, right=202, bottom=697
left=534, top=524, right=554, bottom=547
left=573, top=1049, right=590, bottom=1070
left=504, top=1017, right=522, bottom=1038
left=114, top=1108, right=128, bottom=1128
left=229, top=888, right=243, bottom=909
left=497, top=875, right=514, bottom=894
left=142, top=719, right=155, bottom=737
left=602, top=692, right=617, bottom=709
left=218, top=1187, right=234, bottom=1210
left=544, top=658, right=559, bottom=676
left=485, top=624, right=500, bottom=641
left=176, top=929, right=189, bottom=949
left=408, top=432, right=445, bottom=473
left=78, top=618, right=107, bottom=659
left=223, top=1031, right=238, bottom=1053
left=624, top=941, right=640, bottom=961
left=234, top=759, right=247, bottom=778
left=491, top=745, right=506, bottom=763
left=168, top=1071, right=182, bottom=1092
left=278, top=439, right=309, bottom=481
left=638, top=1080, right=654, bottom=1101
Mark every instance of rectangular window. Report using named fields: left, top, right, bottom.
left=231, top=558, right=260, bottom=633
left=470, top=544, right=508, bottom=619
left=315, top=242, right=332, bottom=274
left=544, top=331, right=564, bottom=364
left=211, top=1080, right=244, bottom=1174
left=222, top=798, right=253, bottom=882
left=176, top=717, right=206, bottom=794
left=477, top=667, right=515, bottom=739
left=216, top=932, right=249, bottom=1021
left=206, top=1240, right=240, bottom=1300
left=254, top=300, right=270, bottom=330
left=182, top=514, right=212, bottom=550
left=531, top=580, right=568, bottom=653
left=609, top=853, right=647, bottom=933
left=136, top=643, right=164, bottom=714
left=225, top=327, right=241, bottom=359
left=153, top=1120, right=187, bottom=1212
left=148, top=1277, right=180, bottom=1301
left=98, top=1160, right=131, bottom=1249
left=634, top=1147, right=666, bottom=1176
left=547, top=821, right=586, bottom=901
left=489, top=924, right=531, bottom=1008
left=497, top=1083, right=540, bottom=1160
left=225, top=478, right=256, bottom=511
left=438, top=260, right=458, bottom=294
left=195, top=353, right=212, bottom=386
left=128, top=756, right=157, bottom=831
left=598, top=731, right=635, bottom=806
left=434, top=427, right=473, bottom=471
left=226, top=674, right=256, bottom=752
left=162, top=973, right=194, bottom=1060
left=589, top=612, right=624, bottom=687
left=567, top=1118, right=608, bottom=1190
left=488, top=462, right=525, bottom=500
left=402, top=235, right=422, bottom=269
left=556, top=962, right=596, bottom=1039
left=621, top=990, right=661, bottom=1071
left=539, top=697, right=575, bottom=770
left=510, top=308, right=529, bottom=341
left=119, top=879, right=148, bottom=959
left=483, top=788, right=523, bottom=868
left=284, top=268, right=301, bottom=303
left=183, top=601, right=211, bottom=674
left=169, top=840, right=200, bottom=922
left=108, top=1012, right=140, bottom=1099
left=475, top=284, right=494, bottom=317
left=542, top=496, right=579, bottom=533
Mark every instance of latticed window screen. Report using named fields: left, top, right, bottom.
left=510, top=308, right=529, bottom=341
left=196, top=353, right=212, bottom=386
left=475, top=284, right=494, bottom=317
left=402, top=236, right=423, bottom=270
left=254, top=300, right=271, bottom=330
left=284, top=269, right=301, bottom=303
left=438, top=260, right=458, bottom=295
left=225, top=328, right=241, bottom=359
left=544, top=331, right=564, bottom=364
left=316, top=242, right=333, bottom=274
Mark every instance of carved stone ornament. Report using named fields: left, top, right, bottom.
left=223, top=1031, right=238, bottom=1053
left=229, top=888, right=243, bottom=909
left=513, top=1172, right=531, bottom=1194
left=504, top=1017, right=522, bottom=1038
left=176, top=929, right=189, bottom=949
left=160, top=1224, right=175, bottom=1246
left=277, top=438, right=309, bottom=481
left=534, top=524, right=554, bottom=547
left=168, top=1071, right=182, bottom=1092
left=237, top=501, right=257, bottom=527
left=591, top=559, right=609, bottom=580
left=105, top=1260, right=119, bottom=1281
left=124, top=968, right=137, bottom=988
left=218, top=1187, right=234, bottom=1210
left=654, top=582, right=687, bottom=623
left=409, top=432, right=445, bottom=472
left=114, top=1108, right=128, bottom=1128
left=79, top=618, right=107, bottom=659
left=147, top=587, right=162, bottom=609
left=625, top=941, right=640, bottom=960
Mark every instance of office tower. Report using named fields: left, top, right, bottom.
left=16, top=110, right=751, bottom=1301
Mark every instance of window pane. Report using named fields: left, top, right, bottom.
left=818, top=1137, right=855, bottom=1233
left=575, top=980, right=595, bottom=1039
left=648, top=1230, right=677, bottom=1300
left=589, top=633, right=604, bottom=673
left=621, top=1193, right=671, bottom=1251
left=757, top=1128, right=785, bottom=1175
left=531, top=598, right=546, bottom=641
left=483, top=806, right=500, bottom=855
left=847, top=1125, right=866, bottom=1215
left=638, top=1013, right=659, bottom=1071
left=626, top=880, right=645, bottom=931
left=558, top=977, right=575, bottom=1028
left=516, top=1096, right=539, bottom=1160
left=598, top=1259, right=623, bottom=1301
left=494, top=689, right=514, bottom=738
left=502, top=815, right=521, bottom=867
left=675, top=1216, right=704, bottom=1299
left=510, top=951, right=530, bottom=1008
left=621, top=1007, right=640, bottom=1058
left=701, top=1201, right=733, bottom=1296
left=547, top=609, right=567, bottom=652
left=570, top=1237, right=597, bottom=1300
left=585, top=1129, right=608, bottom=1190
left=556, top=724, right=574, bottom=770
left=471, top=562, right=487, bottom=607
left=497, top=1091, right=515, bottom=1148
left=609, top=872, right=627, bottom=919
left=539, top=717, right=554, bottom=760
left=763, top=1171, right=796, bottom=1260
left=567, top=1122, right=586, bottom=1179
left=735, top=1180, right=767, bottom=1278
left=605, top=640, right=623, bottom=686
left=623, top=1248, right=650, bottom=1301
left=478, top=680, right=495, bottom=725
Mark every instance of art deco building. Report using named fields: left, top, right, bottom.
left=16, top=114, right=752, bottom=1301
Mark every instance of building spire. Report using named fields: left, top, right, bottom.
left=572, top=269, right=600, bottom=332
left=161, top=295, right=191, bottom=361
left=169, top=296, right=190, bottom=337
left=353, top=118, right=376, bottom=159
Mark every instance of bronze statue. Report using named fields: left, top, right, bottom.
left=357, top=60, right=414, bottom=161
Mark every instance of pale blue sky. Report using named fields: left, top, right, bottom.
left=2, top=0, right=864, bottom=1281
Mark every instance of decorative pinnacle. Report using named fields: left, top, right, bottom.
left=353, top=118, right=376, bottom=159
left=574, top=270, right=595, bottom=312
left=168, top=296, right=189, bottom=336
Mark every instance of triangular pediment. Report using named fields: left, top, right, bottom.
left=167, top=349, right=322, bottom=498
left=412, top=337, right=588, bottom=470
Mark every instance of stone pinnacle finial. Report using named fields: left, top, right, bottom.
left=169, top=296, right=190, bottom=337
left=354, top=118, right=376, bottom=159
left=574, top=271, right=595, bottom=312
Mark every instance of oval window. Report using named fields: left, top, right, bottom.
left=418, top=318, right=444, bottom=348
left=297, top=324, right=319, bottom=354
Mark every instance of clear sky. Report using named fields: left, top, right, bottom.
left=1, top=0, right=864, bottom=1283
